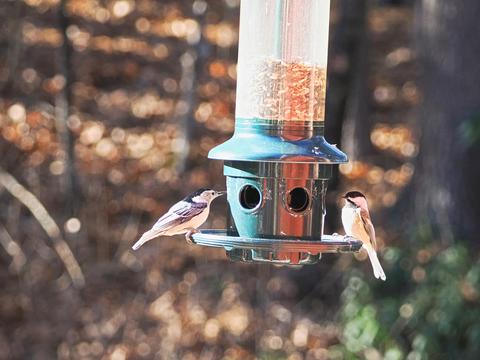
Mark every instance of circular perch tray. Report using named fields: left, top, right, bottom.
left=188, top=230, right=363, bottom=265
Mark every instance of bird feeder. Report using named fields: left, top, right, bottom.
left=190, top=0, right=362, bottom=264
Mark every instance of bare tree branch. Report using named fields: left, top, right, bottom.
left=0, top=222, right=27, bottom=274
left=175, top=5, right=210, bottom=175
left=0, top=166, right=85, bottom=288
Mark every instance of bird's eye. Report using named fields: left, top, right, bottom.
left=211, top=191, right=215, bottom=195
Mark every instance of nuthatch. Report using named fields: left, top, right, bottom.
left=132, top=188, right=225, bottom=250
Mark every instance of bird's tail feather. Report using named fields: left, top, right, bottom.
left=364, top=244, right=386, bottom=281
left=132, top=229, right=163, bottom=250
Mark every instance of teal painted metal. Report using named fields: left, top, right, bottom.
left=208, top=118, right=348, bottom=164
left=226, top=176, right=262, bottom=239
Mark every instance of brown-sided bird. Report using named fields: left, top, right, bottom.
left=341, top=191, right=386, bottom=281
left=132, top=188, right=225, bottom=250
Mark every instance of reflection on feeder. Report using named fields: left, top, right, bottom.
left=192, top=0, right=362, bottom=264
left=189, top=230, right=362, bottom=265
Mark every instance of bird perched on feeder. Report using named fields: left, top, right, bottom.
left=132, top=188, right=226, bottom=250
left=341, top=191, right=386, bottom=281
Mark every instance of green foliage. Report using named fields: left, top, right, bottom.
left=333, top=244, right=480, bottom=359
left=459, top=113, right=480, bottom=147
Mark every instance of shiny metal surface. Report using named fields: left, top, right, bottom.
left=189, top=230, right=362, bottom=265
left=224, top=160, right=337, bottom=263
left=227, top=175, right=328, bottom=239
left=224, top=161, right=333, bottom=179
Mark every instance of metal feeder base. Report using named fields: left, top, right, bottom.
left=189, top=230, right=363, bottom=265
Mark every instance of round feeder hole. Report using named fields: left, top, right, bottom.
left=239, top=185, right=261, bottom=210
left=287, top=187, right=310, bottom=213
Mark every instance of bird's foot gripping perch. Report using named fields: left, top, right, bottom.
left=185, top=229, right=199, bottom=245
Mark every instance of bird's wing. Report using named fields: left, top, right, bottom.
left=360, top=208, right=377, bottom=250
left=152, top=201, right=207, bottom=232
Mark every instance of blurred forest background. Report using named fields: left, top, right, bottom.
left=1, top=0, right=480, bottom=359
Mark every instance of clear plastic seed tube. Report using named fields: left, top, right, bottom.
left=235, top=0, right=331, bottom=125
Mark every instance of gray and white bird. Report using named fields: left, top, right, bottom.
left=341, top=191, right=386, bottom=281
left=132, top=188, right=225, bottom=250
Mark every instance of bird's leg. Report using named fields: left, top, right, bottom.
left=185, top=228, right=198, bottom=244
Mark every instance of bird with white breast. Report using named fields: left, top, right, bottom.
left=132, top=188, right=225, bottom=250
left=341, top=191, right=386, bottom=281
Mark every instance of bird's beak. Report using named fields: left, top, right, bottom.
left=216, top=191, right=227, bottom=197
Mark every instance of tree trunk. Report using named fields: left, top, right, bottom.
left=413, top=1, right=480, bottom=243
left=326, top=0, right=370, bottom=157
left=325, top=0, right=369, bottom=232
left=57, top=0, right=80, bottom=217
